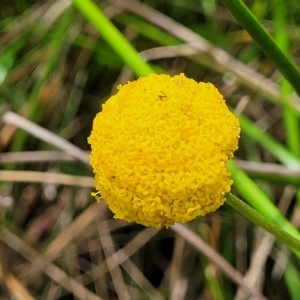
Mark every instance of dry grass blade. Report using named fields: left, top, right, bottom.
left=169, top=235, right=187, bottom=300
left=235, top=230, right=274, bottom=300
left=235, top=159, right=300, bottom=177
left=5, top=274, right=35, bottom=300
left=120, top=256, right=165, bottom=300
left=96, top=223, right=164, bottom=299
left=235, top=186, right=296, bottom=299
left=68, top=222, right=164, bottom=299
left=43, top=202, right=106, bottom=262
left=98, top=222, right=132, bottom=299
left=95, top=226, right=160, bottom=277
left=1, top=239, right=35, bottom=300
left=0, top=170, right=94, bottom=187
left=172, top=223, right=267, bottom=300
left=0, top=151, right=85, bottom=164
left=1, top=111, right=89, bottom=165
left=0, top=228, right=102, bottom=300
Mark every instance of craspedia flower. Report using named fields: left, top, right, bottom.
left=88, top=73, right=240, bottom=228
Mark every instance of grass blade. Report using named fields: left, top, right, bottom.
left=219, top=0, right=300, bottom=97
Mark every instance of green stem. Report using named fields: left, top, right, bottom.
left=273, top=0, right=300, bottom=157
left=72, top=0, right=154, bottom=77
left=219, top=0, right=300, bottom=97
left=226, top=193, right=300, bottom=255
left=227, top=161, right=300, bottom=248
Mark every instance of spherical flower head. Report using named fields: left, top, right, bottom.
left=88, top=73, right=240, bottom=228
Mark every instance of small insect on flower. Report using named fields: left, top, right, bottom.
left=158, top=91, right=168, bottom=100
left=88, top=73, right=240, bottom=228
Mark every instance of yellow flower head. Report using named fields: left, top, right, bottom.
left=88, top=73, right=240, bottom=228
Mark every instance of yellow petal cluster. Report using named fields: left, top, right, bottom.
left=88, top=73, right=240, bottom=228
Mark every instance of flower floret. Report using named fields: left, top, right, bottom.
left=88, top=73, right=240, bottom=228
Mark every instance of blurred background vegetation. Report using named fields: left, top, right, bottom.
left=1, top=0, right=300, bottom=299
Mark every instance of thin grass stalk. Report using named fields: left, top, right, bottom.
left=273, top=1, right=300, bottom=293
left=226, top=193, right=300, bottom=256
left=72, top=0, right=154, bottom=77
left=219, top=0, right=300, bottom=97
